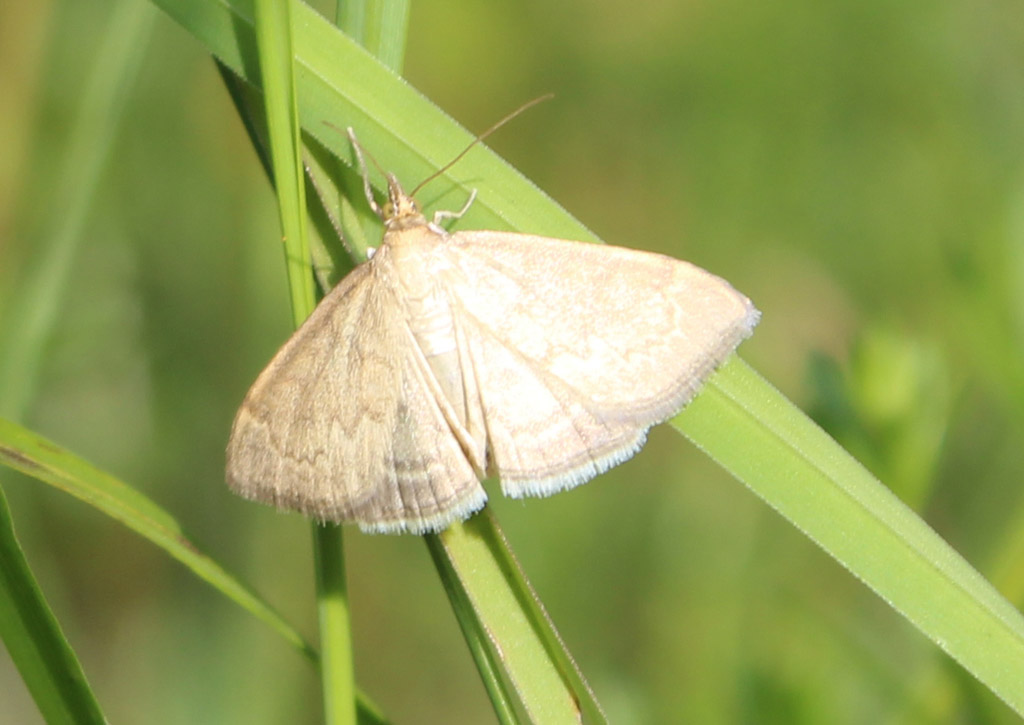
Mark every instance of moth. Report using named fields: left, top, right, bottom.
left=226, top=129, right=759, bottom=534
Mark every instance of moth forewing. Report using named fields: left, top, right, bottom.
left=225, top=255, right=488, bottom=533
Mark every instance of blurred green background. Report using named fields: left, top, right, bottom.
left=3, top=0, right=1024, bottom=722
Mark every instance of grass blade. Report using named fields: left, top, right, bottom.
left=0, top=417, right=317, bottom=663
left=428, top=512, right=607, bottom=723
left=336, top=0, right=410, bottom=71
left=676, top=358, right=1024, bottom=715
left=0, top=485, right=105, bottom=724
left=252, top=2, right=358, bottom=723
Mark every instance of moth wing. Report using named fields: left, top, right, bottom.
left=226, top=261, right=485, bottom=534
left=443, top=231, right=759, bottom=498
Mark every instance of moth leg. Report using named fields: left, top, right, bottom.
left=433, top=189, right=477, bottom=227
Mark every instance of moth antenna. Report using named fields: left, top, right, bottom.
left=344, top=127, right=389, bottom=220
left=323, top=120, right=390, bottom=219
left=409, top=93, right=554, bottom=198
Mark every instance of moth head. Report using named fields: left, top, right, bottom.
left=347, top=95, right=553, bottom=233
left=382, top=173, right=426, bottom=230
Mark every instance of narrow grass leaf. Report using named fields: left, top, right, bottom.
left=252, top=1, right=357, bottom=723
left=0, top=485, right=105, bottom=724
left=430, top=512, right=607, bottom=723
left=336, top=0, right=410, bottom=71
left=676, top=358, right=1024, bottom=715
left=0, top=417, right=318, bottom=663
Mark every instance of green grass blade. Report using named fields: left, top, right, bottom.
left=428, top=512, right=607, bottom=724
left=425, top=530, right=520, bottom=725
left=4, top=405, right=399, bottom=724
left=0, top=485, right=105, bottom=724
left=252, top=2, right=356, bottom=723
left=340, top=0, right=410, bottom=71
left=216, top=64, right=358, bottom=294
left=675, top=357, right=1024, bottom=715
left=310, top=523, right=357, bottom=725
left=0, top=417, right=318, bottom=664
left=254, top=0, right=315, bottom=325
